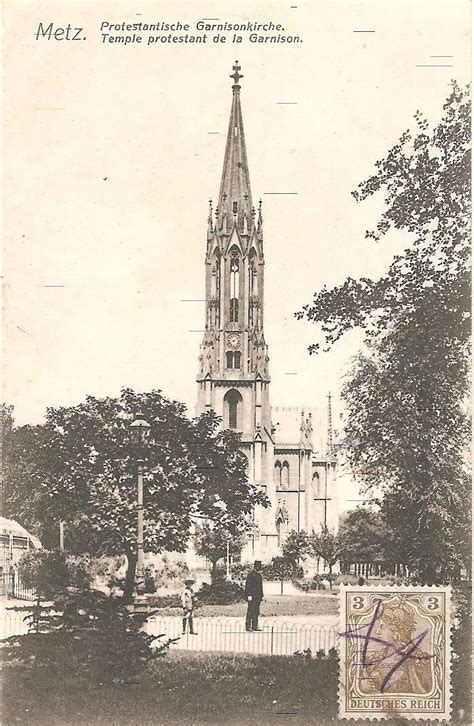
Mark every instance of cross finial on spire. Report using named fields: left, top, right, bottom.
left=230, top=60, right=243, bottom=86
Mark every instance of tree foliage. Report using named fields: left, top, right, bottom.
left=297, top=83, right=471, bottom=581
left=270, top=555, right=297, bottom=594
left=18, top=550, right=70, bottom=599
left=4, top=389, right=269, bottom=596
left=337, top=507, right=386, bottom=564
left=193, top=522, right=246, bottom=579
left=282, top=530, right=310, bottom=567
left=297, top=82, right=470, bottom=355
left=309, top=526, right=341, bottom=576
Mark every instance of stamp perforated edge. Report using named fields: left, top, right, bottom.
left=337, top=584, right=452, bottom=721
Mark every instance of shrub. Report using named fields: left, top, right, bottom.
left=152, top=557, right=190, bottom=589
left=197, top=574, right=245, bottom=604
left=143, top=565, right=157, bottom=594
left=18, top=550, right=71, bottom=599
left=92, top=555, right=127, bottom=593
left=334, top=573, right=359, bottom=586
left=230, top=563, right=252, bottom=581
left=144, top=593, right=181, bottom=608
left=4, top=589, right=174, bottom=682
left=293, top=578, right=319, bottom=593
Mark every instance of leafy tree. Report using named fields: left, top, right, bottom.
left=309, top=526, right=341, bottom=586
left=2, top=405, right=59, bottom=547
left=338, top=507, right=386, bottom=567
left=297, top=83, right=471, bottom=582
left=4, top=389, right=268, bottom=599
left=282, top=530, right=309, bottom=567
left=270, top=555, right=296, bottom=595
left=297, top=82, right=470, bottom=355
left=193, top=522, right=246, bottom=582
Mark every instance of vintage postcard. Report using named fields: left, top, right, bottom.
left=2, top=1, right=471, bottom=725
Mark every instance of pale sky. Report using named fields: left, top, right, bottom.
left=3, top=0, right=470, bottom=509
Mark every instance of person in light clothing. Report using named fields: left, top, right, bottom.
left=181, top=578, right=197, bottom=635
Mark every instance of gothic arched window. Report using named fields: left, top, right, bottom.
left=212, top=250, right=221, bottom=298
left=229, top=249, right=240, bottom=322
left=312, top=472, right=321, bottom=498
left=248, top=251, right=257, bottom=325
left=281, top=461, right=290, bottom=489
left=273, top=461, right=282, bottom=486
left=224, top=389, right=242, bottom=430
left=211, top=250, right=221, bottom=327
left=226, top=351, right=241, bottom=369
left=277, top=519, right=283, bottom=547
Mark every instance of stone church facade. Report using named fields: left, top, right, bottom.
left=196, top=63, right=338, bottom=562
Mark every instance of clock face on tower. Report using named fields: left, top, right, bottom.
left=227, top=333, right=241, bottom=349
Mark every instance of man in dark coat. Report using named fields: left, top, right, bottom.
left=245, top=560, right=264, bottom=631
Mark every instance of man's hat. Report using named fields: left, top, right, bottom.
left=184, top=578, right=195, bottom=585
left=254, top=560, right=262, bottom=569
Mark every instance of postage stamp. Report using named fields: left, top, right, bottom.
left=338, top=586, right=451, bottom=721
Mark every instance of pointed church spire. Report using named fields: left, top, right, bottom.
left=326, top=392, right=335, bottom=461
left=217, top=61, right=253, bottom=232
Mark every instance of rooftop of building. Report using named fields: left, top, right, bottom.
left=271, top=405, right=331, bottom=458
left=0, top=517, right=41, bottom=548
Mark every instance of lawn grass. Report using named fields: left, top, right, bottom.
left=4, top=649, right=469, bottom=725
left=154, top=594, right=338, bottom=618
left=4, top=650, right=339, bottom=725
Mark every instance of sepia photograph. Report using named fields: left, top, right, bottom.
left=2, top=1, right=471, bottom=724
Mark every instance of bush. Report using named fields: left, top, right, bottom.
left=18, top=550, right=71, bottom=598
left=334, top=573, right=359, bottom=586
left=4, top=589, right=174, bottom=682
left=230, top=563, right=252, bottom=582
left=144, top=593, right=181, bottom=608
left=143, top=565, right=157, bottom=594
left=197, top=574, right=245, bottom=604
left=293, top=646, right=338, bottom=661
left=152, top=557, right=189, bottom=589
left=293, top=578, right=318, bottom=593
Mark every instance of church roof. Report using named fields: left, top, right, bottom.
left=217, top=61, right=254, bottom=231
left=272, top=406, right=330, bottom=459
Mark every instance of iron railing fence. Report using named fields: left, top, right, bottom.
left=1, top=610, right=338, bottom=657
left=12, top=581, right=37, bottom=601
left=146, top=617, right=338, bottom=656
left=0, top=573, right=36, bottom=600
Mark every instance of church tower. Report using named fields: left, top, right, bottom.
left=196, top=62, right=273, bottom=524
left=196, top=63, right=339, bottom=562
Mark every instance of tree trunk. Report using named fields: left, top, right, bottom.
left=281, top=575, right=284, bottom=595
left=329, top=563, right=333, bottom=590
left=123, top=550, right=137, bottom=603
left=211, top=559, right=219, bottom=584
